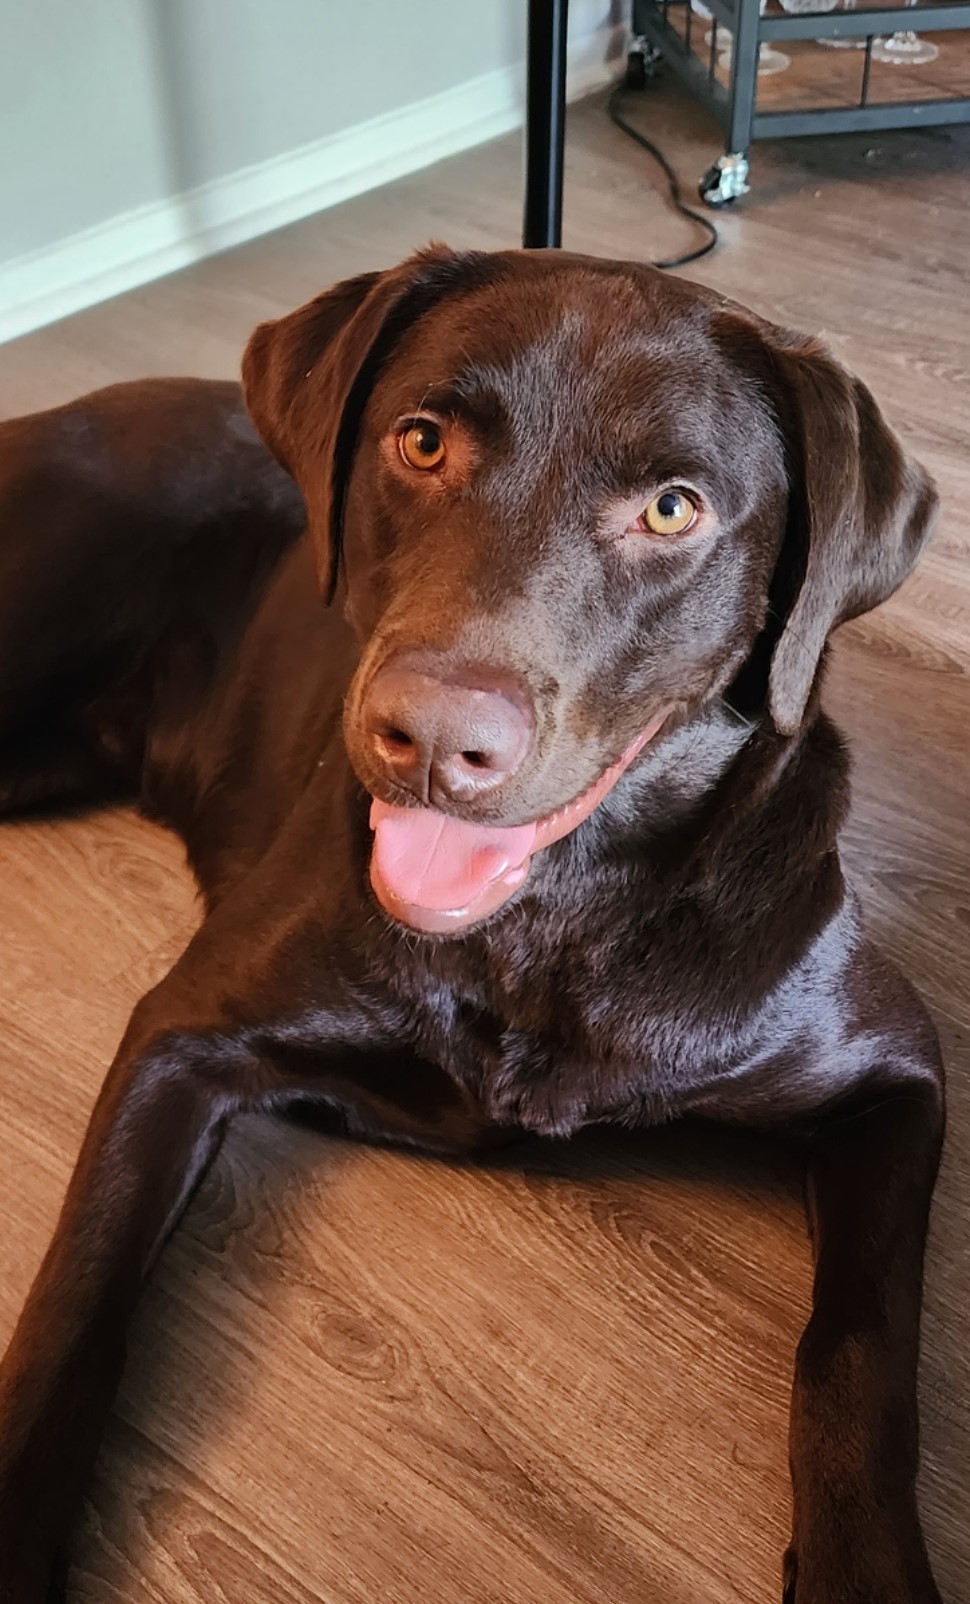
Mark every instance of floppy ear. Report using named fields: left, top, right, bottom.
left=242, top=244, right=494, bottom=601
left=721, top=317, right=938, bottom=734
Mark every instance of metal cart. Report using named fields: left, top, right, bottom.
left=630, top=0, right=970, bottom=204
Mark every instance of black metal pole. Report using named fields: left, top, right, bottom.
left=522, top=0, right=568, bottom=248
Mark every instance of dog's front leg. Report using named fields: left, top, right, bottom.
left=786, top=1063, right=945, bottom=1604
left=0, top=999, right=262, bottom=1603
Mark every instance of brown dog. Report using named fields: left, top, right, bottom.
left=0, top=246, right=944, bottom=1603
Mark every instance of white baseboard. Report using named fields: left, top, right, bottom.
left=0, top=15, right=625, bottom=346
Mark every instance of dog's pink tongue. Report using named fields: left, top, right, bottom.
left=370, top=800, right=537, bottom=913
left=369, top=710, right=672, bottom=934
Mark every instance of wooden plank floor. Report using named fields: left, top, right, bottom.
left=2, top=78, right=969, bottom=1604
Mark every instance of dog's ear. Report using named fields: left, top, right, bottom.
left=720, top=315, right=938, bottom=733
left=242, top=244, right=493, bottom=601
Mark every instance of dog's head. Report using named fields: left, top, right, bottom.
left=243, top=245, right=937, bottom=933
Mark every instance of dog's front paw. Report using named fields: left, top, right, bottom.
left=485, top=1076, right=590, bottom=1137
left=0, top=1531, right=67, bottom=1604
left=482, top=1038, right=598, bottom=1137
left=45, top=1550, right=68, bottom=1604
left=782, top=1540, right=944, bottom=1604
left=783, top=1544, right=797, bottom=1604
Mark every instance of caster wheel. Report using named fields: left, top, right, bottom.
left=698, top=154, right=750, bottom=207
left=625, top=49, right=648, bottom=90
left=698, top=165, right=736, bottom=207
left=624, top=40, right=663, bottom=89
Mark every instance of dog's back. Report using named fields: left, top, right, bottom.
left=0, top=379, right=304, bottom=815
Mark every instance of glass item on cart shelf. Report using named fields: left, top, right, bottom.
left=820, top=0, right=868, bottom=49
left=779, top=0, right=838, bottom=10
left=708, top=0, right=792, bottom=75
left=873, top=0, right=940, bottom=63
left=694, top=1, right=720, bottom=49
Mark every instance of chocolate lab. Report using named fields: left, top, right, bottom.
left=0, top=246, right=945, bottom=1602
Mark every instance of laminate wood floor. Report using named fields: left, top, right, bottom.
left=1, top=78, right=968, bottom=1604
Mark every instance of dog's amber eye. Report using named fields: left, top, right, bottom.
left=399, top=422, right=446, bottom=471
left=640, top=489, right=698, bottom=536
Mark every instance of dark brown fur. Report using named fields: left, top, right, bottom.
left=0, top=247, right=945, bottom=1603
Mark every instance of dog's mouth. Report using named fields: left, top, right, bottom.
left=367, top=708, right=671, bottom=934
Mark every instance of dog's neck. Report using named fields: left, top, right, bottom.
left=590, top=698, right=762, bottom=844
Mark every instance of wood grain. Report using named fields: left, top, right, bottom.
left=1, top=76, right=968, bottom=1604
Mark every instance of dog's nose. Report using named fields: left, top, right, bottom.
left=363, top=662, right=534, bottom=806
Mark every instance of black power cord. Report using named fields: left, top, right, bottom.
left=607, top=81, right=719, bottom=269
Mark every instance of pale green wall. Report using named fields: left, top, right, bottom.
left=0, top=0, right=528, bottom=260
